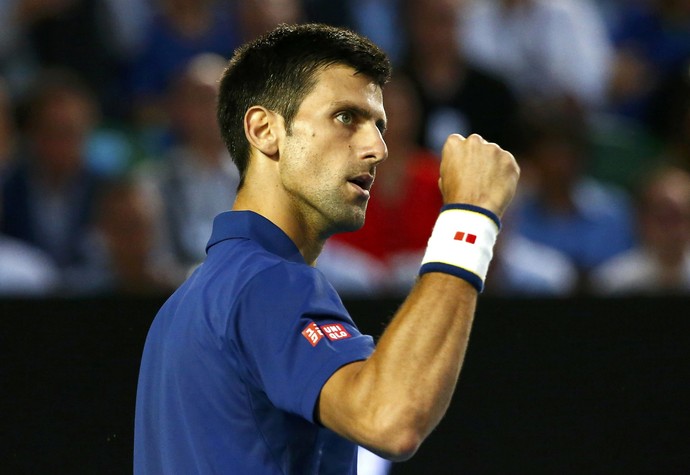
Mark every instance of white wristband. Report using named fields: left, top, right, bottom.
left=419, top=204, right=501, bottom=292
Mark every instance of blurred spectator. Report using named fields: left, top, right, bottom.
left=459, top=0, right=614, bottom=111
left=607, top=0, right=690, bottom=122
left=305, top=0, right=404, bottom=64
left=485, top=213, right=578, bottom=297
left=73, top=177, right=184, bottom=296
left=0, top=76, right=58, bottom=296
left=318, top=72, right=443, bottom=296
left=138, top=54, right=239, bottom=270
left=0, top=191, right=60, bottom=297
left=126, top=0, right=240, bottom=129
left=511, top=100, right=635, bottom=284
left=0, top=70, right=103, bottom=272
left=317, top=241, right=388, bottom=297
left=0, top=0, right=149, bottom=115
left=591, top=166, right=690, bottom=295
left=238, top=0, right=305, bottom=42
left=399, top=0, right=520, bottom=153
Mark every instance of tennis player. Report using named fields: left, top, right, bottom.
left=134, top=23, right=519, bottom=474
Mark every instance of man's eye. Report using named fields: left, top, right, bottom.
left=336, top=111, right=354, bottom=125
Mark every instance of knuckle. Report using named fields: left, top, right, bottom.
left=446, top=134, right=464, bottom=147
left=467, top=133, right=484, bottom=143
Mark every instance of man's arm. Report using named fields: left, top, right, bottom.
left=317, top=134, right=520, bottom=461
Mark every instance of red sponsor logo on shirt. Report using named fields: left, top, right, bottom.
left=454, top=231, right=477, bottom=244
left=320, top=323, right=351, bottom=342
left=301, top=322, right=324, bottom=347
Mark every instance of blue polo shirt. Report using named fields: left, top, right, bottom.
left=134, top=211, right=375, bottom=474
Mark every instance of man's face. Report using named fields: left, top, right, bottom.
left=639, top=172, right=690, bottom=258
left=30, top=94, right=93, bottom=176
left=278, top=65, right=388, bottom=236
left=170, top=77, right=221, bottom=144
left=408, top=0, right=461, bottom=55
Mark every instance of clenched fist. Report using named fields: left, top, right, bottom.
left=438, top=134, right=520, bottom=218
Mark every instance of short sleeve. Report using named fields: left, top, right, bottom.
left=233, top=262, right=375, bottom=422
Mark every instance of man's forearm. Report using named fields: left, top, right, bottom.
left=371, top=272, right=477, bottom=427
left=319, top=272, right=478, bottom=460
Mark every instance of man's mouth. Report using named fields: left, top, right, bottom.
left=347, top=174, right=374, bottom=193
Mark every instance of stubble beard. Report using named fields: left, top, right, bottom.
left=308, top=184, right=368, bottom=237
left=281, top=140, right=368, bottom=237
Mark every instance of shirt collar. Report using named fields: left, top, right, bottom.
left=206, top=211, right=305, bottom=264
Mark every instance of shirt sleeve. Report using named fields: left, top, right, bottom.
left=233, top=261, right=375, bottom=423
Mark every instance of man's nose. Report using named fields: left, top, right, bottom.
left=360, top=122, right=388, bottom=164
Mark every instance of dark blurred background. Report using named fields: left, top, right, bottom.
left=2, top=296, right=689, bottom=474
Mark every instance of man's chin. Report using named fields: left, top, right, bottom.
left=329, top=211, right=366, bottom=236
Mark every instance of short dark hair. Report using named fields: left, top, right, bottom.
left=217, top=23, right=391, bottom=187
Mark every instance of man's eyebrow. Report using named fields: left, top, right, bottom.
left=332, top=101, right=387, bottom=133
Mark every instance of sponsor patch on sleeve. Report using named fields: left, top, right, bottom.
left=301, top=322, right=324, bottom=347
left=319, top=323, right=352, bottom=342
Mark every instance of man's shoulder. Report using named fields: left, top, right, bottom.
left=202, top=237, right=329, bottom=298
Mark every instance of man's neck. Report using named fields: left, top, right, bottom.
left=232, top=188, right=325, bottom=266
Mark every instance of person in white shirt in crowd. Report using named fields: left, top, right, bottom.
left=0, top=77, right=58, bottom=296
left=0, top=70, right=105, bottom=278
left=0, top=191, right=59, bottom=296
left=399, top=0, right=521, bottom=155
left=458, top=0, right=614, bottom=111
left=139, top=53, right=240, bottom=271
left=510, top=99, right=635, bottom=285
left=591, top=166, right=690, bottom=295
left=485, top=210, right=579, bottom=297
left=74, top=177, right=185, bottom=296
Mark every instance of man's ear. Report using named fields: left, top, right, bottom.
left=244, top=106, right=281, bottom=158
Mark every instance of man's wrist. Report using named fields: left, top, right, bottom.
left=419, top=204, right=501, bottom=292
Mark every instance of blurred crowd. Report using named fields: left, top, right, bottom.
left=1, top=0, right=690, bottom=299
